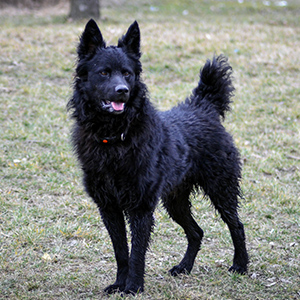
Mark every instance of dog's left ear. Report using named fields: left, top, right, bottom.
left=78, top=19, right=106, bottom=59
left=118, top=21, right=141, bottom=58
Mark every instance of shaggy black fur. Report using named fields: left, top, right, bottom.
left=67, top=19, right=249, bottom=295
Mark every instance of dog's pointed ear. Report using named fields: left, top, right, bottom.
left=118, top=21, right=141, bottom=57
left=78, top=19, right=106, bottom=59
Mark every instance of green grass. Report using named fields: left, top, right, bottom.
left=0, top=0, right=299, bottom=299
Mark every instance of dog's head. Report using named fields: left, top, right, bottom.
left=74, top=19, right=142, bottom=116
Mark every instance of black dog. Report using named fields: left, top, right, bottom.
left=67, top=19, right=248, bottom=295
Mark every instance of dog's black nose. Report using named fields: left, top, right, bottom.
left=115, top=85, right=129, bottom=94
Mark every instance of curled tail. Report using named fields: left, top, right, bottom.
left=191, top=55, right=235, bottom=119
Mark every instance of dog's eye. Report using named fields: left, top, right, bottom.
left=123, top=71, right=130, bottom=77
left=100, top=71, right=109, bottom=76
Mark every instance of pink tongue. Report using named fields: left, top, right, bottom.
left=111, top=102, right=125, bottom=111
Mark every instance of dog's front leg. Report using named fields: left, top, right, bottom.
left=125, top=210, right=154, bottom=295
left=99, top=206, right=129, bottom=294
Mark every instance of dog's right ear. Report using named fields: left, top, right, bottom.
left=118, top=21, right=141, bottom=58
left=78, top=19, right=106, bottom=59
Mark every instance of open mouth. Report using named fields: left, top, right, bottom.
left=102, top=100, right=125, bottom=114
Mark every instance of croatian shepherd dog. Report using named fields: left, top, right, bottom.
left=67, top=19, right=249, bottom=295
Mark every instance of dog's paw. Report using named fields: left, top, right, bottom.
left=228, top=264, right=247, bottom=275
left=123, top=284, right=144, bottom=295
left=104, top=284, right=124, bottom=294
left=169, top=265, right=190, bottom=277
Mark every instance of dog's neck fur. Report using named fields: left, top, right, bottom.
left=92, top=115, right=132, bottom=144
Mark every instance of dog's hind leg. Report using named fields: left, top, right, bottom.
left=163, top=186, right=204, bottom=276
left=209, top=193, right=249, bottom=275
left=99, top=206, right=129, bottom=294
left=218, top=205, right=248, bottom=274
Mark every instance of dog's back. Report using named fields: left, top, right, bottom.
left=158, top=55, right=241, bottom=198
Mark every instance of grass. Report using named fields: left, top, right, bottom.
left=0, top=0, right=299, bottom=299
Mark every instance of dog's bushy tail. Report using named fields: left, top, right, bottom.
left=191, top=55, right=235, bottom=119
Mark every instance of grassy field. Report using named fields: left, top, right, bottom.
left=0, top=0, right=299, bottom=299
